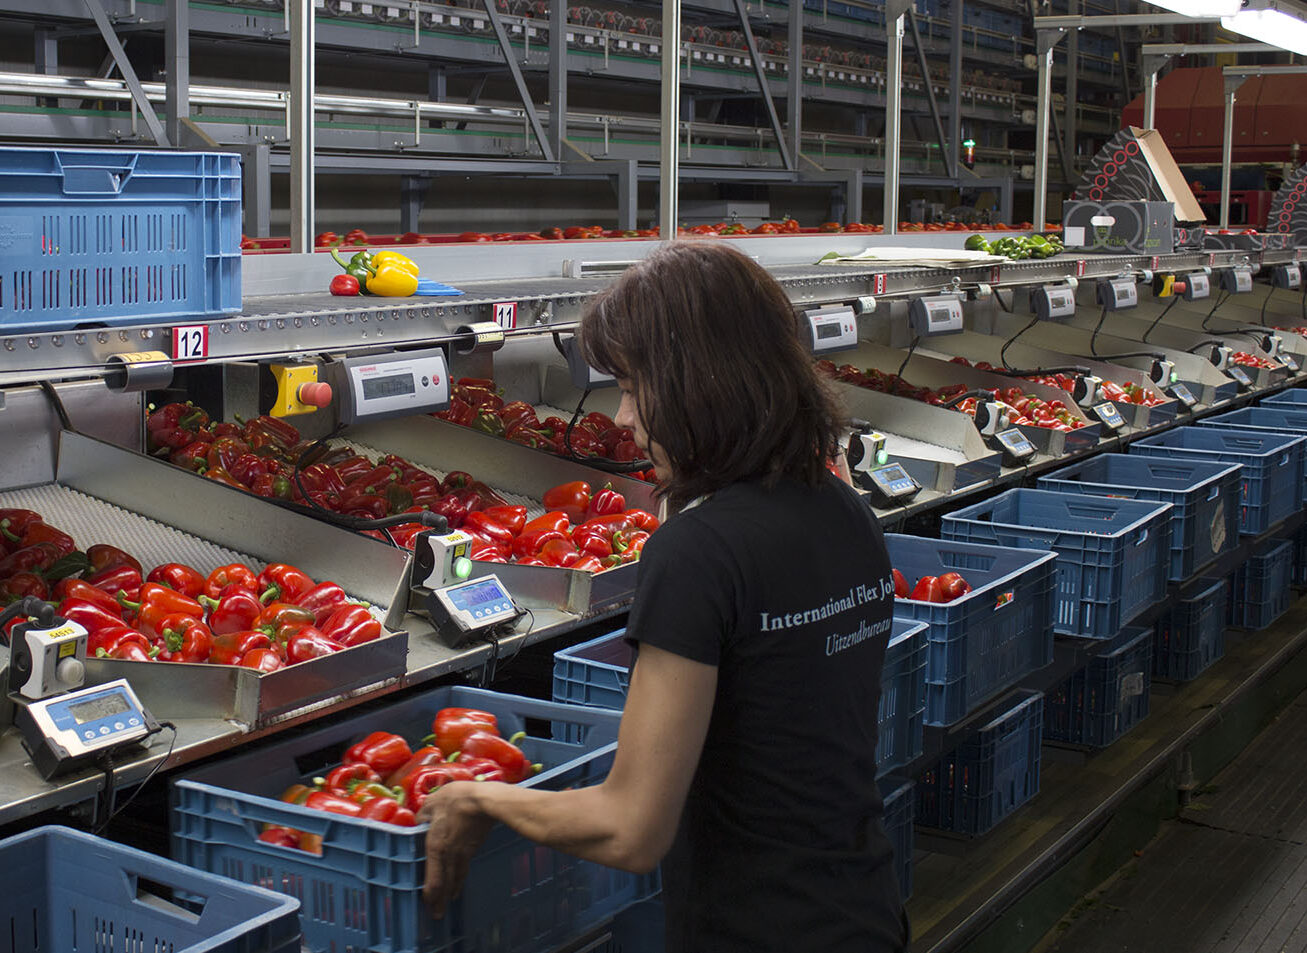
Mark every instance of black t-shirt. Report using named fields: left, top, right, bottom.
left=626, top=473, right=906, bottom=953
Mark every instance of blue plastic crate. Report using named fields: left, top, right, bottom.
left=1038, top=454, right=1241, bottom=582
left=886, top=534, right=1056, bottom=726
left=551, top=619, right=929, bottom=778
left=1229, top=538, right=1294, bottom=630
left=1293, top=523, right=1307, bottom=587
left=1155, top=576, right=1227, bottom=681
left=1261, top=388, right=1307, bottom=407
left=172, top=685, right=655, bottom=953
left=940, top=489, right=1173, bottom=640
left=1129, top=427, right=1306, bottom=536
left=0, top=825, right=300, bottom=953
left=1045, top=626, right=1152, bottom=747
left=0, top=146, right=242, bottom=332
left=914, top=689, right=1044, bottom=836
left=1199, top=407, right=1307, bottom=497
left=880, top=776, right=915, bottom=900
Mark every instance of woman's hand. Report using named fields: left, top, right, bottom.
left=419, top=781, right=496, bottom=918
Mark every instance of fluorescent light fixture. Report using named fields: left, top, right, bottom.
left=1223, top=0, right=1307, bottom=54
left=1150, top=0, right=1242, bottom=16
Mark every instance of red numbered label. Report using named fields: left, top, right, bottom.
left=171, top=325, right=208, bottom=363
left=1075, top=259, right=1086, bottom=277
left=872, top=274, right=887, bottom=295
left=1151, top=256, right=1160, bottom=271
left=991, top=266, right=1001, bottom=284
left=493, top=302, right=517, bottom=329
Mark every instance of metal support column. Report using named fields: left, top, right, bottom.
left=948, top=0, right=962, bottom=180
left=239, top=144, right=271, bottom=239
left=1142, top=55, right=1168, bottom=129
left=165, top=0, right=189, bottom=148
left=481, top=0, right=554, bottom=161
left=549, top=0, right=566, bottom=160
left=732, top=0, right=792, bottom=171
left=907, top=8, right=951, bottom=177
left=884, top=0, right=910, bottom=235
left=1221, top=74, right=1241, bottom=229
left=660, top=0, right=681, bottom=238
left=997, top=178, right=1013, bottom=224
left=288, top=0, right=314, bottom=254
left=34, top=28, right=57, bottom=108
left=613, top=159, right=638, bottom=230
left=429, top=67, right=446, bottom=127
left=1033, top=29, right=1063, bottom=234
left=787, top=0, right=803, bottom=171
left=83, top=0, right=168, bottom=146
left=1065, top=0, right=1078, bottom=175
left=400, top=177, right=427, bottom=234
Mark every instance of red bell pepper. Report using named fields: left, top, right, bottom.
left=321, top=604, right=382, bottom=647
left=440, top=471, right=474, bottom=493
left=506, top=427, right=557, bottom=452
left=89, top=626, right=149, bottom=658
left=85, top=564, right=143, bottom=602
left=614, top=530, right=649, bottom=564
left=357, top=796, right=418, bottom=826
left=54, top=580, right=123, bottom=616
left=432, top=708, right=500, bottom=757
left=122, top=583, right=205, bottom=620
left=146, top=563, right=206, bottom=599
left=498, top=401, right=541, bottom=432
left=469, top=539, right=509, bottom=563
left=201, top=587, right=264, bottom=635
left=430, top=492, right=471, bottom=530
left=400, top=763, right=476, bottom=809
left=320, top=763, right=381, bottom=797
left=203, top=564, right=259, bottom=600
left=205, top=437, right=250, bottom=475
left=892, top=569, right=909, bottom=598
left=1, top=572, right=49, bottom=601
left=624, top=509, right=660, bottom=532
left=344, top=731, right=412, bottom=776
left=937, top=572, right=973, bottom=601
left=257, top=827, right=302, bottom=849
left=512, top=528, right=567, bottom=560
left=0, top=510, right=44, bottom=548
left=107, top=639, right=157, bottom=662
left=908, top=575, right=945, bottom=603
left=59, top=599, right=126, bottom=634
left=579, top=411, right=617, bottom=435
left=169, top=441, right=212, bottom=473
left=573, top=554, right=607, bottom=573
left=585, top=484, right=626, bottom=520
left=480, top=506, right=527, bottom=537
left=466, top=481, right=508, bottom=511
left=209, top=630, right=271, bottom=665
left=3, top=521, right=76, bottom=556
left=257, top=602, right=316, bottom=640
left=298, top=463, right=348, bottom=498
left=257, top=564, right=315, bottom=604
left=385, top=746, right=447, bottom=786
left=538, top=538, right=582, bottom=568
left=0, top=542, right=63, bottom=579
left=159, top=615, right=213, bottom=663
left=455, top=755, right=507, bottom=782
left=227, top=452, right=270, bottom=488
left=458, top=729, right=538, bottom=783
left=463, top=511, right=515, bottom=546
left=84, top=544, right=140, bottom=575
left=203, top=467, right=248, bottom=490
left=524, top=512, right=571, bottom=534
left=304, top=790, right=363, bottom=817
left=298, top=581, right=351, bottom=625
left=285, top=626, right=346, bottom=664
left=240, top=413, right=301, bottom=449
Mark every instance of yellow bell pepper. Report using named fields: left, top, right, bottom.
left=370, top=251, right=419, bottom=277
left=365, top=262, right=419, bottom=297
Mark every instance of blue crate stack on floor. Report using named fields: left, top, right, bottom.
left=1228, top=537, right=1295, bottom=630
left=1044, top=626, right=1153, bottom=747
left=1155, top=577, right=1228, bottom=680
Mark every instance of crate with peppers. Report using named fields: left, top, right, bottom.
left=145, top=402, right=659, bottom=571
left=434, top=377, right=659, bottom=484
left=0, top=508, right=383, bottom=669
left=259, top=706, right=539, bottom=849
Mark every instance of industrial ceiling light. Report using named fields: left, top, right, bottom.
left=1149, top=0, right=1243, bottom=16
left=1223, top=0, right=1307, bottom=54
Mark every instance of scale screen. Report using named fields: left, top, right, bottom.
left=1223, top=268, right=1253, bottom=294
left=995, top=428, right=1035, bottom=458
left=69, top=693, right=130, bottom=725
left=429, top=572, right=522, bottom=635
left=1170, top=382, right=1197, bottom=407
left=865, top=463, right=919, bottom=502
left=1229, top=366, right=1252, bottom=387
left=804, top=306, right=859, bottom=355
left=1094, top=402, right=1125, bottom=429
left=909, top=296, right=964, bottom=336
left=362, top=374, right=417, bottom=401
left=446, top=578, right=510, bottom=613
left=1185, top=274, right=1210, bottom=300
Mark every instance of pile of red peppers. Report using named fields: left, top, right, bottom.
left=434, top=378, right=658, bottom=484
left=259, top=705, right=541, bottom=849
left=1, top=508, right=381, bottom=669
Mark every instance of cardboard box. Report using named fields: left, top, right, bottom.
left=1073, top=127, right=1206, bottom=225
left=1175, top=225, right=1206, bottom=251
left=1062, top=200, right=1177, bottom=255
left=1203, top=231, right=1294, bottom=251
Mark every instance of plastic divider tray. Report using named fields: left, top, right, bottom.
left=914, top=689, right=1044, bottom=836
left=1037, top=454, right=1241, bottom=582
left=551, top=620, right=930, bottom=779
left=1228, top=538, right=1294, bottom=630
left=173, top=686, right=656, bottom=953
left=1044, top=626, right=1153, bottom=747
left=1129, top=427, right=1307, bottom=536
left=939, top=489, right=1172, bottom=641
left=0, top=146, right=241, bottom=332
left=0, top=825, right=301, bottom=953
left=886, top=534, right=1056, bottom=726
left=1155, top=576, right=1227, bottom=681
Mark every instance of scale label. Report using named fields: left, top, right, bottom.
left=493, top=302, right=517, bottom=329
left=172, top=325, right=208, bottom=363
left=872, top=274, right=887, bottom=295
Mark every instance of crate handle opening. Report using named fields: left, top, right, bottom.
left=994, top=590, right=1015, bottom=611
left=1133, top=528, right=1149, bottom=546
left=59, top=165, right=135, bottom=195
left=1280, top=452, right=1290, bottom=465
left=1207, top=484, right=1221, bottom=501
left=133, top=875, right=204, bottom=923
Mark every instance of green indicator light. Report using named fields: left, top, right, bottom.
left=453, top=556, right=472, bottom=580
left=876, top=450, right=889, bottom=465
left=1171, top=371, right=1179, bottom=384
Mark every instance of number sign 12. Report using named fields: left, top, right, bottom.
left=172, top=325, right=209, bottom=363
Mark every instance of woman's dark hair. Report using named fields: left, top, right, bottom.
left=578, top=241, right=847, bottom=509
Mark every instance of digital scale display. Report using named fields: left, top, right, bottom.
left=1281, top=354, right=1300, bottom=372
left=69, top=693, right=130, bottom=725
left=446, top=578, right=513, bottom=614
left=817, top=322, right=843, bottom=340
left=1169, top=382, right=1197, bottom=407
left=427, top=572, right=522, bottom=637
left=804, top=306, right=859, bottom=355
left=1183, top=274, right=1210, bottom=300
left=1278, top=265, right=1302, bottom=290
left=1034, top=286, right=1076, bottom=321
left=362, top=374, right=417, bottom=401
left=994, top=428, right=1036, bottom=460
left=1098, top=278, right=1138, bottom=311
left=1093, top=402, right=1126, bottom=429
left=1222, top=268, right=1253, bottom=294
left=864, top=463, right=920, bottom=504
left=909, top=296, right=964, bottom=336
left=1228, top=366, right=1252, bottom=388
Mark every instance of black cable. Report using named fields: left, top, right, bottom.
left=1087, top=304, right=1113, bottom=358
left=999, top=365, right=1090, bottom=378
left=562, top=389, right=655, bottom=474
left=1001, top=313, right=1041, bottom=368
left=476, top=607, right=534, bottom=688
left=38, top=380, right=74, bottom=432
left=1140, top=296, right=1179, bottom=345
left=1300, top=275, right=1306, bottom=323
left=92, top=721, right=177, bottom=837
left=1260, top=285, right=1275, bottom=327
left=1200, top=291, right=1230, bottom=332
left=891, top=335, right=920, bottom=396
left=995, top=289, right=1013, bottom=313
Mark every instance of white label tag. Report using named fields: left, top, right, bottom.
left=171, top=325, right=208, bottom=363
left=1064, top=226, right=1086, bottom=246
left=493, top=302, right=517, bottom=329
left=1119, top=672, right=1145, bottom=701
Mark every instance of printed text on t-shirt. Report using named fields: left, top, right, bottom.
left=758, top=576, right=894, bottom=632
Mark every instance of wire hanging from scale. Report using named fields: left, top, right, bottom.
left=891, top=335, right=921, bottom=396
left=1001, top=313, right=1041, bottom=369
left=1200, top=291, right=1231, bottom=332
left=1140, top=296, right=1179, bottom=345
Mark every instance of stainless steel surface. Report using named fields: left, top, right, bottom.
left=660, top=1, right=681, bottom=241
left=82, top=0, right=168, bottom=146
left=0, top=382, right=142, bottom=492
left=1034, top=43, right=1054, bottom=233
left=883, top=6, right=905, bottom=237
left=289, top=0, right=315, bottom=254
left=1221, top=76, right=1239, bottom=231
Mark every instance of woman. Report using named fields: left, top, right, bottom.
left=420, top=241, right=907, bottom=952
